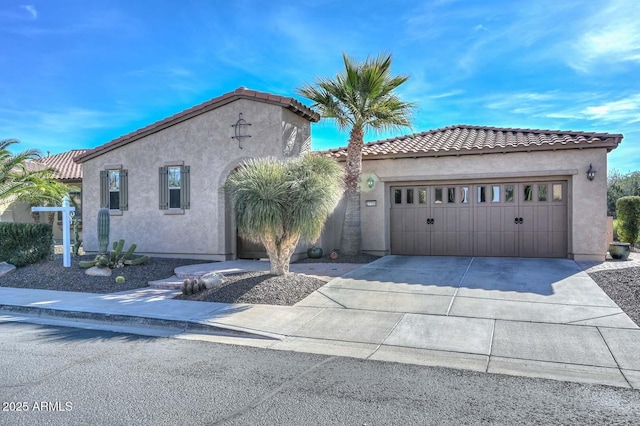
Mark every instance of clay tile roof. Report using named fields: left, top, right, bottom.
left=37, top=150, right=87, bottom=181
left=75, top=87, right=320, bottom=163
left=320, top=125, right=623, bottom=159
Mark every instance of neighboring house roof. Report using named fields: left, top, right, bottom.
left=41, top=150, right=86, bottom=181
left=321, top=125, right=624, bottom=160
left=75, top=87, right=320, bottom=163
left=25, top=150, right=87, bottom=181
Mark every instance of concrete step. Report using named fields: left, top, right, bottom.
left=148, top=275, right=184, bottom=290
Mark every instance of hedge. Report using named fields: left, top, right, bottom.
left=616, top=196, right=640, bottom=244
left=0, top=223, right=53, bottom=267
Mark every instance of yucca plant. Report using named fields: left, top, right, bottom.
left=225, top=155, right=344, bottom=275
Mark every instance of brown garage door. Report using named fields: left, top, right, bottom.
left=390, top=181, right=567, bottom=258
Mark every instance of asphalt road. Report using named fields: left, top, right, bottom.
left=1, top=320, right=639, bottom=425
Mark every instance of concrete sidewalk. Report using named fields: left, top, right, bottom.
left=1, top=256, right=639, bottom=390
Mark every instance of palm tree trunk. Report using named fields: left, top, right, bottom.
left=340, top=126, right=364, bottom=256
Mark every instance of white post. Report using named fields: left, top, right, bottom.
left=32, top=196, right=75, bottom=268
left=61, top=196, right=71, bottom=267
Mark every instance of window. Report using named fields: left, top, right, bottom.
left=394, top=189, right=402, bottom=204
left=477, top=186, right=486, bottom=203
left=406, top=188, right=414, bottom=204
left=109, top=170, right=120, bottom=209
left=523, top=185, right=533, bottom=202
left=100, top=169, right=128, bottom=211
left=460, top=187, right=469, bottom=203
left=448, top=188, right=456, bottom=203
left=505, top=185, right=515, bottom=202
left=418, top=189, right=427, bottom=204
left=552, top=184, right=562, bottom=201
left=434, top=188, right=443, bottom=204
left=538, top=184, right=547, bottom=202
left=491, top=186, right=500, bottom=203
left=159, top=165, right=190, bottom=210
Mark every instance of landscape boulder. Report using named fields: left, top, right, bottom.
left=85, top=266, right=113, bottom=277
left=199, top=271, right=224, bottom=289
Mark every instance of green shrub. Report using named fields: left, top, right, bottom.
left=616, top=196, right=640, bottom=244
left=0, top=223, right=52, bottom=267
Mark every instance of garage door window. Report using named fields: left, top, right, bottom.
left=553, top=184, right=562, bottom=201
left=460, top=186, right=469, bottom=203
left=435, top=188, right=443, bottom=203
left=538, top=184, right=547, bottom=201
left=394, top=189, right=402, bottom=204
left=448, top=188, right=456, bottom=203
left=524, top=185, right=533, bottom=202
left=419, top=189, right=427, bottom=204
left=478, top=186, right=487, bottom=203
left=505, top=185, right=515, bottom=202
left=492, top=186, right=500, bottom=202
left=407, top=188, right=414, bottom=204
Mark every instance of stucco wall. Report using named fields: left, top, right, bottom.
left=82, top=99, right=312, bottom=260
left=321, top=148, right=610, bottom=261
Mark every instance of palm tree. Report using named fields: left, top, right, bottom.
left=298, top=53, right=414, bottom=255
left=1, top=138, right=73, bottom=207
left=225, top=154, right=344, bottom=275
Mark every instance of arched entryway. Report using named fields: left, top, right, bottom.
left=221, top=162, right=267, bottom=260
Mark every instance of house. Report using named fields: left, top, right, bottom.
left=75, top=87, right=622, bottom=262
left=319, top=125, right=622, bottom=262
left=0, top=149, right=86, bottom=242
left=74, top=87, right=318, bottom=260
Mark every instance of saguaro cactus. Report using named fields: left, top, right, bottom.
left=97, top=208, right=110, bottom=254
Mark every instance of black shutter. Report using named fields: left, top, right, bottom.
left=181, top=165, right=190, bottom=210
left=159, top=166, right=168, bottom=210
left=100, top=170, right=109, bottom=208
left=120, top=169, right=128, bottom=211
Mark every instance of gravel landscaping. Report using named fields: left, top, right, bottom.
left=173, top=270, right=328, bottom=305
left=0, top=255, right=210, bottom=294
left=588, top=267, right=640, bottom=326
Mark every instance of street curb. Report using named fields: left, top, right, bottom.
left=0, top=305, right=279, bottom=341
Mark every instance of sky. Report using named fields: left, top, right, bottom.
left=1, top=0, right=639, bottom=173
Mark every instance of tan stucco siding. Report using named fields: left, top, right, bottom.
left=322, top=148, right=610, bottom=261
left=81, top=99, right=312, bottom=259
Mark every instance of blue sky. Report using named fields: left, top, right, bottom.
left=1, top=0, right=639, bottom=173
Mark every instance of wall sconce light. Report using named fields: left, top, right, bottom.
left=586, top=164, right=596, bottom=181
left=367, top=177, right=375, bottom=189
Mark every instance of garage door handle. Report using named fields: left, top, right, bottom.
left=514, top=217, right=524, bottom=224
left=427, top=218, right=434, bottom=224
left=514, top=217, right=519, bottom=224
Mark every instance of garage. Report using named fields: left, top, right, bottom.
left=390, top=181, right=567, bottom=258
left=322, top=125, right=623, bottom=261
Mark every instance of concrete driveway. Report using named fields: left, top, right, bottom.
left=293, top=256, right=640, bottom=388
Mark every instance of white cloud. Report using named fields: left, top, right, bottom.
left=479, top=91, right=640, bottom=135
left=569, top=0, right=640, bottom=71
left=20, top=5, right=37, bottom=19
left=580, top=95, right=640, bottom=123
left=429, top=89, right=465, bottom=99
